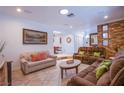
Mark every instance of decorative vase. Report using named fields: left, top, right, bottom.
left=66, top=60, right=74, bottom=64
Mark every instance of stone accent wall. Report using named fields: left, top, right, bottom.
left=97, top=25, right=103, bottom=47
left=109, top=20, right=124, bottom=49
left=98, top=19, right=124, bottom=58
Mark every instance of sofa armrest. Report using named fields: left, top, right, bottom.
left=20, top=58, right=29, bottom=63
left=70, top=76, right=95, bottom=86
left=100, top=55, right=105, bottom=58
left=48, top=55, right=57, bottom=59
left=73, top=53, right=78, bottom=55
left=20, top=58, right=29, bottom=74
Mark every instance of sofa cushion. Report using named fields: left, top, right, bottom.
left=78, top=71, right=89, bottom=78
left=110, top=58, right=124, bottom=81
left=70, top=76, right=95, bottom=86
left=20, top=58, right=28, bottom=63
left=114, top=54, right=124, bottom=60
left=28, top=58, right=55, bottom=67
left=97, top=71, right=110, bottom=86
left=78, top=65, right=96, bottom=78
left=84, top=72, right=97, bottom=84
left=96, top=65, right=108, bottom=79
left=91, top=62, right=100, bottom=68
left=20, top=53, right=31, bottom=61
left=115, top=50, right=124, bottom=56
left=83, top=66, right=96, bottom=72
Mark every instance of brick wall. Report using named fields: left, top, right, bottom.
left=98, top=19, right=124, bottom=57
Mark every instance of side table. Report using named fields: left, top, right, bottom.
left=59, top=60, right=81, bottom=79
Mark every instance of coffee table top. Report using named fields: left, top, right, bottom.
left=59, top=60, right=81, bottom=69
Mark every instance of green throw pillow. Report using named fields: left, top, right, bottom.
left=96, top=65, right=108, bottom=79
left=94, top=52, right=100, bottom=57
left=96, top=60, right=112, bottom=79
left=79, top=51, right=84, bottom=55
left=100, top=60, right=112, bottom=67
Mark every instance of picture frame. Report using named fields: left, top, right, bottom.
left=90, top=33, right=98, bottom=46
left=23, top=28, right=47, bottom=44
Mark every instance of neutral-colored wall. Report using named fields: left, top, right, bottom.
left=53, top=33, right=62, bottom=47
left=73, top=27, right=97, bottom=52
left=0, top=13, right=97, bottom=70
left=0, top=14, right=54, bottom=70
left=62, top=34, right=74, bottom=54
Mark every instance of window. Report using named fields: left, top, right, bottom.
left=103, top=33, right=108, bottom=38
left=102, top=25, right=109, bottom=46
left=103, top=25, right=108, bottom=31
left=103, top=40, right=108, bottom=46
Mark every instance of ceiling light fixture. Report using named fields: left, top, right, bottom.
left=60, top=9, right=69, bottom=15
left=104, top=15, right=108, bottom=19
left=16, top=8, right=22, bottom=12
left=70, top=26, right=72, bottom=28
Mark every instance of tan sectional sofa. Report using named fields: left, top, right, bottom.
left=67, top=50, right=124, bottom=86
left=20, top=51, right=57, bottom=74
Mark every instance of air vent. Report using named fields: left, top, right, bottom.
left=67, top=13, right=75, bottom=17
left=64, top=24, right=69, bottom=26
left=24, top=10, right=32, bottom=14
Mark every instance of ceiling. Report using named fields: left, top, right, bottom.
left=0, top=6, right=124, bottom=30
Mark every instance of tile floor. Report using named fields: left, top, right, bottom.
left=12, top=60, right=89, bottom=86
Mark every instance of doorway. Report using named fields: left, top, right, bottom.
left=53, top=31, right=62, bottom=54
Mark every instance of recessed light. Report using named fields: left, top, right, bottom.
left=70, top=26, right=72, bottom=28
left=104, top=15, right=108, bottom=19
left=60, top=9, right=69, bottom=15
left=16, top=8, right=22, bottom=12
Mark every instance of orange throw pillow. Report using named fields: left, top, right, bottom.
left=31, top=53, right=41, bottom=62
left=31, top=52, right=48, bottom=62
left=38, top=51, right=48, bottom=60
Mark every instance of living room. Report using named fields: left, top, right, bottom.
left=0, top=5, right=124, bottom=87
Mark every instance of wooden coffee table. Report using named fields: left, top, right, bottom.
left=59, top=60, right=81, bottom=79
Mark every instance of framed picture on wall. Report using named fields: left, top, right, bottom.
left=23, top=28, right=47, bottom=44
left=90, top=33, right=98, bottom=46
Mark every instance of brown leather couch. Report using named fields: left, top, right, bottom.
left=67, top=51, right=124, bottom=86
left=73, top=47, right=105, bottom=64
